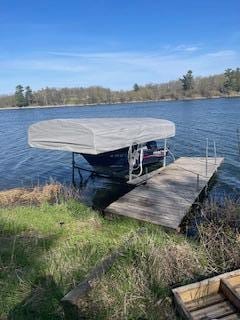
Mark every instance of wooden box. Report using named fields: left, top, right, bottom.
left=173, top=270, right=240, bottom=319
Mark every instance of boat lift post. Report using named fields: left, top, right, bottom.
left=163, top=139, right=167, bottom=167
left=72, top=152, right=75, bottom=185
left=72, top=152, right=83, bottom=186
left=128, top=143, right=144, bottom=183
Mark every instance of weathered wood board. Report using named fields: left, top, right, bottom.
left=61, top=228, right=145, bottom=320
left=105, top=157, right=224, bottom=230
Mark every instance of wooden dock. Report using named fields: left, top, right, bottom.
left=105, top=157, right=224, bottom=230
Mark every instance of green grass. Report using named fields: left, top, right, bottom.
left=0, top=200, right=179, bottom=319
left=82, top=235, right=204, bottom=319
left=2, top=197, right=239, bottom=319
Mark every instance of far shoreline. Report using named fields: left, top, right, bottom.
left=0, top=94, right=240, bottom=111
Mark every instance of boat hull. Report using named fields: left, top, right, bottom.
left=82, top=147, right=165, bottom=168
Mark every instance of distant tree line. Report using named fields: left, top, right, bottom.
left=0, top=68, right=240, bottom=108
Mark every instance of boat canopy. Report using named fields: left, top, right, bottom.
left=28, top=118, right=175, bottom=155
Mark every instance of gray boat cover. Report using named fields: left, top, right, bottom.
left=28, top=118, right=175, bottom=155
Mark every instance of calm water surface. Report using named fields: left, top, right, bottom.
left=0, top=98, right=240, bottom=208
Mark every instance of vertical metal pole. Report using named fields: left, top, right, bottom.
left=205, top=138, right=208, bottom=176
left=139, top=145, right=144, bottom=177
left=213, top=140, right=217, bottom=165
left=196, top=174, right=199, bottom=191
left=72, top=152, right=75, bottom=185
left=129, top=170, right=132, bottom=182
left=163, top=139, right=167, bottom=167
left=128, top=145, right=132, bottom=182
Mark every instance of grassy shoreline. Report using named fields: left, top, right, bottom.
left=1, top=94, right=240, bottom=111
left=1, top=185, right=240, bottom=319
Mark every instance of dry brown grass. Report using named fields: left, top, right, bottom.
left=75, top=238, right=203, bottom=320
left=147, top=241, right=204, bottom=287
left=199, top=222, right=240, bottom=273
left=83, top=265, right=154, bottom=319
left=80, top=262, right=177, bottom=320
left=0, top=183, right=63, bottom=206
left=198, top=200, right=240, bottom=274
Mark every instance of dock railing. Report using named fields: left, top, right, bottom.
left=205, top=138, right=217, bottom=176
left=128, top=138, right=218, bottom=187
left=174, top=138, right=218, bottom=191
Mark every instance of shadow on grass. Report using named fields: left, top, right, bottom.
left=0, top=220, right=64, bottom=320
left=8, top=275, right=64, bottom=320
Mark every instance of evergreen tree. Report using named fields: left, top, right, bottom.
left=180, top=70, right=194, bottom=91
left=25, top=86, right=33, bottom=106
left=234, top=68, right=240, bottom=92
left=15, top=85, right=26, bottom=107
left=133, top=83, right=140, bottom=91
left=223, top=68, right=234, bottom=93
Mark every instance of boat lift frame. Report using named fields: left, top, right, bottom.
left=71, top=138, right=171, bottom=186
left=128, top=138, right=169, bottom=183
left=71, top=152, right=127, bottom=186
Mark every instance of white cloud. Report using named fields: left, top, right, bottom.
left=206, top=50, right=236, bottom=57
left=174, top=44, right=200, bottom=52
left=0, top=58, right=86, bottom=72
left=184, top=47, right=200, bottom=52
left=0, top=48, right=239, bottom=91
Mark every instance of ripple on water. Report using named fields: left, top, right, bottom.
left=0, top=97, right=240, bottom=207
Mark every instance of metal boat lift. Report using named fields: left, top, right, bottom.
left=28, top=118, right=176, bottom=185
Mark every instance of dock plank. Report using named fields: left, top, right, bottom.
left=105, top=157, right=224, bottom=230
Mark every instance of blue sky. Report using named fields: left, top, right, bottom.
left=0, top=0, right=240, bottom=94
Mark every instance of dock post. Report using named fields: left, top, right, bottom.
left=205, top=138, right=208, bottom=176
left=163, top=139, right=167, bottom=167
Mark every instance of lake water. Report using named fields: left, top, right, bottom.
left=0, top=98, right=240, bottom=209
